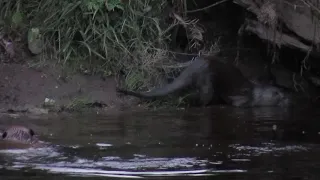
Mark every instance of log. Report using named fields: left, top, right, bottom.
left=234, top=0, right=320, bottom=54
left=244, top=19, right=311, bottom=51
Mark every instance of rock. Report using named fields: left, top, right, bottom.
left=44, top=98, right=56, bottom=106
left=27, top=28, right=43, bottom=55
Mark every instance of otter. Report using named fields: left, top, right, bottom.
left=116, top=56, right=290, bottom=107
left=0, top=126, right=45, bottom=149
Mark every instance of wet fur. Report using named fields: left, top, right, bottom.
left=2, top=126, right=37, bottom=144
left=117, top=56, right=290, bottom=107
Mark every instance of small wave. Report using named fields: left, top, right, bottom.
left=6, top=164, right=245, bottom=178
left=0, top=147, right=60, bottom=159
left=0, top=145, right=223, bottom=178
left=96, top=143, right=113, bottom=147
left=230, top=143, right=309, bottom=156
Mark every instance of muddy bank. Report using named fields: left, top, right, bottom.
left=0, top=62, right=142, bottom=114
left=0, top=54, right=317, bottom=115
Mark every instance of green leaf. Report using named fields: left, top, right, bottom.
left=105, top=0, right=123, bottom=11
left=12, top=11, right=23, bottom=26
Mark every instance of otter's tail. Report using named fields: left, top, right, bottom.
left=116, top=88, right=155, bottom=99
left=116, top=57, right=208, bottom=99
left=116, top=71, right=193, bottom=99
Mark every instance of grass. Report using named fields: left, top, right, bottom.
left=0, top=0, right=188, bottom=90
left=64, top=97, right=92, bottom=111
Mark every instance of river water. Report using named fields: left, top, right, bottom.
left=1, top=106, right=320, bottom=179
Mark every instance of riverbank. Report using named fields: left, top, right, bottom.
left=0, top=0, right=319, bottom=116
left=0, top=52, right=318, bottom=116
left=0, top=60, right=149, bottom=115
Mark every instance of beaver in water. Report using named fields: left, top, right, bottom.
left=117, top=56, right=291, bottom=107
left=0, top=126, right=45, bottom=149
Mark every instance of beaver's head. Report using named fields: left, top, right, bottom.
left=251, top=85, right=291, bottom=107
left=1, top=126, right=37, bottom=144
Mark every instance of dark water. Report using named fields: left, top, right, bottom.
left=1, top=106, right=320, bottom=179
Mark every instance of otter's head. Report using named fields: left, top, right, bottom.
left=252, top=86, right=291, bottom=107
left=1, top=126, right=37, bottom=144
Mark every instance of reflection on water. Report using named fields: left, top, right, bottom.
left=1, top=106, right=320, bottom=179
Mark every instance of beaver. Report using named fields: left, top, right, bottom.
left=117, top=56, right=291, bottom=107
left=0, top=126, right=45, bottom=149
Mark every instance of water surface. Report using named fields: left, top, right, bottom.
left=1, top=106, right=320, bottom=179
